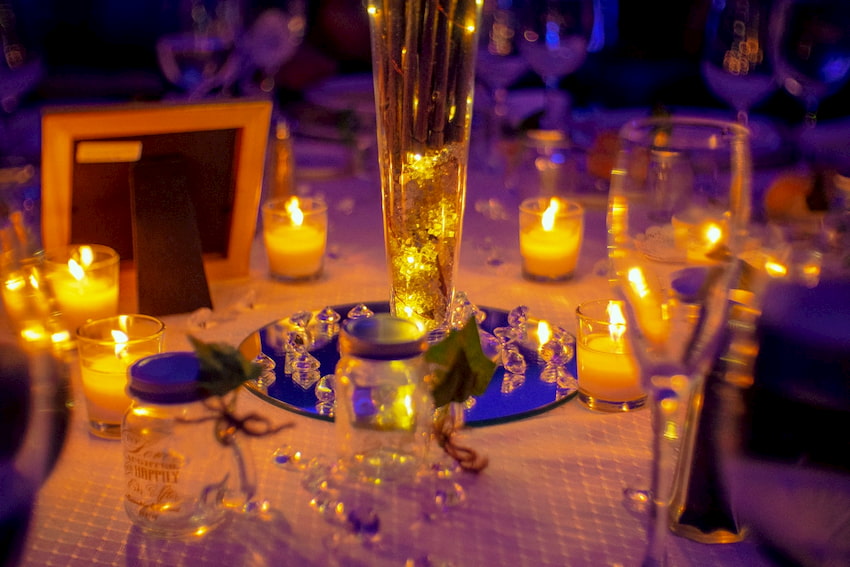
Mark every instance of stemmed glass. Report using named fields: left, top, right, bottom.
left=701, top=0, right=775, bottom=125
left=156, top=0, right=307, bottom=99
left=607, top=117, right=752, bottom=566
left=769, top=0, right=850, bottom=130
left=237, top=0, right=307, bottom=95
left=156, top=0, right=243, bottom=98
left=476, top=0, right=529, bottom=169
left=516, top=0, right=594, bottom=133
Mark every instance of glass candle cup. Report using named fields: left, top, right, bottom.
left=42, top=244, right=120, bottom=334
left=575, top=299, right=646, bottom=412
left=76, top=314, right=165, bottom=438
left=519, top=197, right=584, bottom=281
left=1, top=257, right=68, bottom=347
left=262, top=196, right=328, bottom=281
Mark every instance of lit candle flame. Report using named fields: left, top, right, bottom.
left=537, top=320, right=551, bottom=348
left=704, top=223, right=723, bottom=246
left=112, top=314, right=130, bottom=358
left=79, top=245, right=94, bottom=266
left=68, top=259, right=85, bottom=282
left=286, top=197, right=304, bottom=227
left=541, top=198, right=560, bottom=232
left=764, top=259, right=787, bottom=278
left=112, top=329, right=129, bottom=358
left=606, top=301, right=626, bottom=343
left=4, top=275, right=23, bottom=292
left=67, top=245, right=96, bottom=282
left=626, top=267, right=651, bottom=299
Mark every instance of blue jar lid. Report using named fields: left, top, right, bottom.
left=339, top=314, right=426, bottom=360
left=128, top=352, right=205, bottom=404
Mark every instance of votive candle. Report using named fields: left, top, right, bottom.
left=520, top=197, right=584, bottom=281
left=575, top=299, right=646, bottom=412
left=262, top=196, right=328, bottom=281
left=43, top=244, right=119, bottom=333
left=76, top=314, right=165, bottom=439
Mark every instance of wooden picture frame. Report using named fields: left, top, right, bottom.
left=41, top=98, right=272, bottom=311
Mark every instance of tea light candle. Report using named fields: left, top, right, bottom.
left=520, top=197, right=584, bottom=281
left=44, top=244, right=119, bottom=333
left=576, top=334, right=642, bottom=401
left=76, top=314, right=165, bottom=438
left=51, top=271, right=119, bottom=333
left=79, top=351, right=135, bottom=425
left=263, top=196, right=328, bottom=281
left=672, top=207, right=727, bottom=263
left=2, top=266, right=70, bottom=346
left=575, top=299, right=646, bottom=412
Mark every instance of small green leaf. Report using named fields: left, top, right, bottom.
left=425, top=316, right=496, bottom=408
left=189, top=335, right=262, bottom=397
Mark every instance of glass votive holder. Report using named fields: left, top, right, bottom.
left=519, top=197, right=584, bottom=281
left=575, top=299, right=646, bottom=412
left=262, top=196, right=328, bottom=281
left=1, top=257, right=70, bottom=347
left=75, top=314, right=165, bottom=438
left=42, top=244, right=120, bottom=334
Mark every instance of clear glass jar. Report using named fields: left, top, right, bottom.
left=122, top=352, right=254, bottom=537
left=334, top=314, right=433, bottom=483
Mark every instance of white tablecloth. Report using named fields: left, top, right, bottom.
left=17, top=150, right=779, bottom=567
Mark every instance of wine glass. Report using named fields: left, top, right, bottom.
left=156, top=0, right=243, bottom=98
left=476, top=0, right=529, bottom=169
left=516, top=0, right=594, bottom=133
left=607, top=116, right=753, bottom=566
left=769, top=0, right=850, bottom=129
left=701, top=0, right=775, bottom=125
left=237, top=0, right=307, bottom=95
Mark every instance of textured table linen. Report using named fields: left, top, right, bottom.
left=17, top=160, right=778, bottom=567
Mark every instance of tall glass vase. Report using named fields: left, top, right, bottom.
left=367, top=0, right=482, bottom=332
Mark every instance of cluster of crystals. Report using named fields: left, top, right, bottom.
left=253, top=304, right=378, bottom=415
left=295, top=454, right=468, bottom=549
left=539, top=327, right=578, bottom=391
left=386, top=144, right=464, bottom=331
left=254, top=294, right=577, bottom=422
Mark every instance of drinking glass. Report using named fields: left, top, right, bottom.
left=701, top=0, right=775, bottom=125
left=516, top=0, right=594, bottom=132
left=238, top=0, right=307, bottom=94
left=156, top=0, right=243, bottom=97
left=607, top=116, right=753, bottom=566
left=476, top=0, right=529, bottom=169
left=769, top=0, right=850, bottom=129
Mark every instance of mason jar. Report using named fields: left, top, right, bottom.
left=334, top=314, right=433, bottom=483
left=122, top=352, right=255, bottom=537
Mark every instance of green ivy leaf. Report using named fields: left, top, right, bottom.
left=425, top=316, right=497, bottom=408
left=189, top=335, right=263, bottom=397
